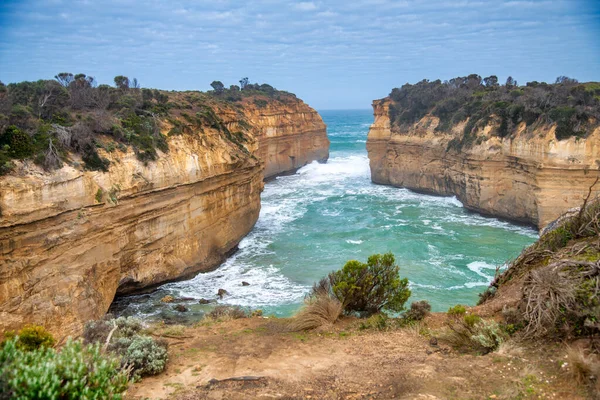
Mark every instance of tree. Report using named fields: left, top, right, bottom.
left=114, top=75, right=130, bottom=89
left=324, top=252, right=411, bottom=316
left=239, top=77, right=249, bottom=90
left=229, top=84, right=240, bottom=91
left=466, top=74, right=482, bottom=89
left=55, top=72, right=74, bottom=87
left=210, top=80, right=225, bottom=94
left=555, top=76, right=578, bottom=85
left=483, top=75, right=499, bottom=87
left=131, top=78, right=140, bottom=89
left=505, top=76, right=517, bottom=87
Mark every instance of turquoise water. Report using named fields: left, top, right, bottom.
left=112, top=109, right=537, bottom=321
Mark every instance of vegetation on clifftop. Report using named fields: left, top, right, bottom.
left=387, top=75, right=600, bottom=150
left=0, top=74, right=296, bottom=175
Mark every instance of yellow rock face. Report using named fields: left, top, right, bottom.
left=0, top=98, right=328, bottom=338
left=367, top=98, right=600, bottom=230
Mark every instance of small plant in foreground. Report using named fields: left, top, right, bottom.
left=288, top=293, right=342, bottom=332
left=206, top=305, right=248, bottom=321
left=447, top=304, right=467, bottom=317
left=566, top=346, right=600, bottom=393
left=442, top=315, right=508, bottom=354
left=3, top=324, right=55, bottom=351
left=83, top=316, right=168, bottom=379
left=111, top=336, right=168, bottom=380
left=359, top=313, right=390, bottom=331
left=403, top=300, right=431, bottom=322
left=0, top=338, right=129, bottom=399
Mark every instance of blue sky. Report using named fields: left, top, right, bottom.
left=1, top=0, right=599, bottom=109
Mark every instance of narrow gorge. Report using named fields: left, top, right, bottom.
left=367, top=80, right=600, bottom=230
left=0, top=90, right=328, bottom=338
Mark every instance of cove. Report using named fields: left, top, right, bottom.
left=111, top=109, right=537, bottom=322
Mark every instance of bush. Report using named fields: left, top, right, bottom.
left=566, top=346, right=600, bottom=394
left=3, top=325, right=55, bottom=351
left=0, top=338, right=129, bottom=399
left=447, top=304, right=467, bottom=317
left=206, top=305, right=248, bottom=321
left=83, top=316, right=144, bottom=345
left=0, top=125, right=33, bottom=158
left=325, top=252, right=411, bottom=317
left=442, top=315, right=507, bottom=354
left=403, top=300, right=431, bottom=322
left=111, top=336, right=168, bottom=380
left=288, top=293, right=343, bottom=332
left=83, top=316, right=167, bottom=379
left=359, top=313, right=390, bottom=331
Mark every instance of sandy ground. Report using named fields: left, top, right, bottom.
left=126, top=316, right=587, bottom=400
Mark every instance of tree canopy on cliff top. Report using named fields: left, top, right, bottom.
left=387, top=75, right=600, bottom=149
left=0, top=75, right=294, bottom=175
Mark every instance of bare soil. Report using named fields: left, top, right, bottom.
left=127, top=316, right=587, bottom=400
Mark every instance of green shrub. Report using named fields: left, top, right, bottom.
left=447, top=304, right=467, bottom=317
left=463, top=314, right=482, bottom=327
left=359, top=313, right=389, bottom=331
left=327, top=252, right=411, bottom=317
left=0, top=125, right=33, bottom=158
left=82, top=144, right=110, bottom=171
left=443, top=316, right=507, bottom=354
left=111, top=336, right=168, bottom=380
left=3, top=325, right=55, bottom=351
left=83, top=316, right=167, bottom=380
left=0, top=338, right=129, bottom=399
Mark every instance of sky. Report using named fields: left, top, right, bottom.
left=0, top=0, right=599, bottom=109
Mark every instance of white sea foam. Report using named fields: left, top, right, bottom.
left=346, top=239, right=363, bottom=245
left=467, top=261, right=498, bottom=280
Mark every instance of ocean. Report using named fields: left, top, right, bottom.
left=111, top=109, right=537, bottom=322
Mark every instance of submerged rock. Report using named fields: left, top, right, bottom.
left=241, top=281, right=250, bottom=286
left=217, top=289, right=229, bottom=299
left=198, top=298, right=213, bottom=304
left=173, top=304, right=188, bottom=312
left=160, top=295, right=175, bottom=303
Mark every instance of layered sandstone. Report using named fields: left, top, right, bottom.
left=0, top=98, right=328, bottom=338
left=367, top=98, right=600, bottom=229
left=244, top=101, right=329, bottom=179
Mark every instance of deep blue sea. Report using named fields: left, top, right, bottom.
left=112, top=109, right=537, bottom=321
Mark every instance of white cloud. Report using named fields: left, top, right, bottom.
left=294, top=2, right=318, bottom=11
left=317, top=10, right=337, bottom=17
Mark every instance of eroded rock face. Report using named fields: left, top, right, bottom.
left=237, top=100, right=329, bottom=179
left=367, top=98, right=600, bottom=230
left=0, top=98, right=328, bottom=338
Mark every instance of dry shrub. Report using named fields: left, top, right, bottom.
left=521, top=258, right=600, bottom=338
left=496, top=196, right=600, bottom=287
left=521, top=265, right=578, bottom=338
left=495, top=341, right=524, bottom=358
left=567, top=346, right=600, bottom=384
left=567, top=345, right=600, bottom=398
left=205, top=305, right=247, bottom=321
left=403, top=300, right=431, bottom=322
left=287, top=294, right=343, bottom=332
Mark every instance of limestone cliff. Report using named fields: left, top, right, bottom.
left=0, top=95, right=328, bottom=338
left=367, top=98, right=600, bottom=229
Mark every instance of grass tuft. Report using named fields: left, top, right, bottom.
left=287, top=294, right=343, bottom=332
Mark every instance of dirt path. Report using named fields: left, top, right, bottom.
left=127, top=317, right=586, bottom=400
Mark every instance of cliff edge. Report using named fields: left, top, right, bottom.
left=367, top=77, right=600, bottom=229
left=0, top=82, right=328, bottom=338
